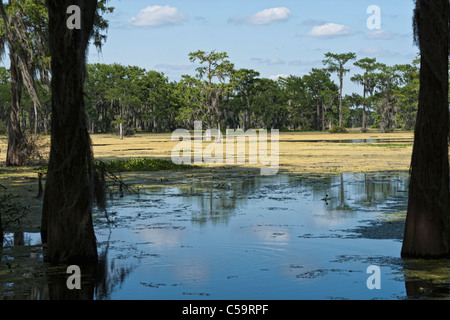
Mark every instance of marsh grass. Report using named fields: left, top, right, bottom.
left=0, top=131, right=419, bottom=175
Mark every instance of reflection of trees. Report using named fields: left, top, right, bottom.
left=93, top=232, right=135, bottom=300
left=46, top=231, right=135, bottom=300
left=176, top=175, right=270, bottom=226
left=0, top=231, right=134, bottom=300
left=0, top=232, right=47, bottom=299
left=170, top=171, right=409, bottom=226
left=299, top=171, right=409, bottom=213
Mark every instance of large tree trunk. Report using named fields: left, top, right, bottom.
left=6, top=52, right=28, bottom=167
left=41, top=0, right=99, bottom=265
left=401, top=0, right=449, bottom=258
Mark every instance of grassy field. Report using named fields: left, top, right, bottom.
left=90, top=130, right=415, bottom=173
left=0, top=129, right=416, bottom=173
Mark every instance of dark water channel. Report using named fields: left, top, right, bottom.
left=1, top=170, right=450, bottom=300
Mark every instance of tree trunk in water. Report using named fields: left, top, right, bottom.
left=41, top=0, right=99, bottom=265
left=401, top=0, right=449, bottom=258
left=6, top=52, right=28, bottom=167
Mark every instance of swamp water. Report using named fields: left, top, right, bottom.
left=1, top=170, right=450, bottom=300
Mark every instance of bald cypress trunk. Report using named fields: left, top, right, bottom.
left=41, top=0, right=99, bottom=265
left=401, top=0, right=449, bottom=258
left=6, top=52, right=28, bottom=167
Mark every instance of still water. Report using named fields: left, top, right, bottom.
left=1, top=171, right=450, bottom=300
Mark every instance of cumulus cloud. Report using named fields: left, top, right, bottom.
left=288, top=58, right=322, bottom=66
left=365, top=30, right=395, bottom=39
left=251, top=57, right=285, bottom=65
left=154, top=63, right=194, bottom=71
left=269, top=74, right=289, bottom=80
left=359, top=46, right=394, bottom=57
left=229, top=7, right=291, bottom=25
left=299, top=23, right=352, bottom=38
left=129, top=5, right=186, bottom=27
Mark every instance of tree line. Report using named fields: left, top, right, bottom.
left=0, top=50, right=421, bottom=139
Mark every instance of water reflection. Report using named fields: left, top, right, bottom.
left=172, top=171, right=408, bottom=226
left=0, top=230, right=134, bottom=300
left=2, top=170, right=450, bottom=300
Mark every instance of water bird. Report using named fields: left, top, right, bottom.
left=321, top=194, right=329, bottom=201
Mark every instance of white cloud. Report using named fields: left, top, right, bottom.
left=154, top=63, right=194, bottom=71
left=365, top=30, right=395, bottom=39
left=269, top=74, right=289, bottom=80
left=359, top=46, right=394, bottom=57
left=251, top=57, right=285, bottom=65
left=129, top=5, right=186, bottom=27
left=289, top=58, right=321, bottom=66
left=301, top=23, right=352, bottom=38
left=229, top=7, right=291, bottom=25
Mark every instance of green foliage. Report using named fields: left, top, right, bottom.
left=99, top=158, right=198, bottom=173
left=0, top=48, right=420, bottom=136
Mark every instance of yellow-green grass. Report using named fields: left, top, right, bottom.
left=0, top=130, right=416, bottom=174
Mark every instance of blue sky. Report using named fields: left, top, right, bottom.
left=92, top=0, right=418, bottom=94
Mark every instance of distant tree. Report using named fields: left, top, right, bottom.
left=252, top=78, right=287, bottom=129
left=351, top=58, right=380, bottom=132
left=104, top=64, right=144, bottom=139
left=401, top=0, right=449, bottom=258
left=230, top=68, right=260, bottom=130
left=136, top=70, right=172, bottom=132
left=188, top=50, right=234, bottom=128
left=41, top=0, right=101, bottom=265
left=280, top=75, right=314, bottom=131
left=303, top=68, right=339, bottom=131
left=373, top=64, right=400, bottom=132
left=392, top=59, right=420, bottom=130
left=174, top=75, right=204, bottom=128
left=322, top=52, right=357, bottom=127
left=345, top=93, right=364, bottom=129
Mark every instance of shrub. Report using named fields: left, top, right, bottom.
left=329, top=126, right=348, bottom=134
left=100, top=158, right=197, bottom=173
